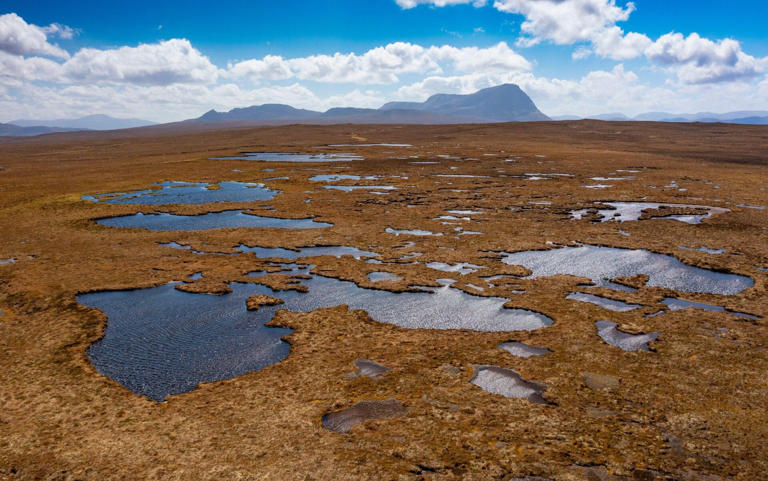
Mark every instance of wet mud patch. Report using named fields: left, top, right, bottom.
left=321, top=398, right=406, bottom=433
left=498, top=341, right=552, bottom=357
left=348, top=358, right=389, bottom=378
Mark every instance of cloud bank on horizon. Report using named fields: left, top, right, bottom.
left=1, top=1, right=767, bottom=122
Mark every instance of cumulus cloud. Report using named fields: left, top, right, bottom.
left=0, top=51, right=63, bottom=85
left=645, top=33, right=765, bottom=84
left=0, top=13, right=70, bottom=58
left=3, top=10, right=767, bottom=123
left=590, top=27, right=651, bottom=60
left=395, top=0, right=768, bottom=79
left=392, top=63, right=764, bottom=117
left=396, top=0, right=648, bottom=60
left=492, top=0, right=653, bottom=60
left=493, top=0, right=636, bottom=46
left=62, top=39, right=220, bottom=85
left=0, top=79, right=386, bottom=122
left=227, top=41, right=530, bottom=84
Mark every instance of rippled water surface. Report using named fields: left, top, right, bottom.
left=79, top=282, right=292, bottom=401
left=83, top=181, right=277, bottom=204
left=499, top=244, right=752, bottom=295
left=80, top=264, right=554, bottom=400
left=97, top=210, right=332, bottom=231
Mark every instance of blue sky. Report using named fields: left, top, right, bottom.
left=1, top=0, right=767, bottom=122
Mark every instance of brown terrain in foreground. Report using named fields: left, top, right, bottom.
left=0, top=121, right=767, bottom=480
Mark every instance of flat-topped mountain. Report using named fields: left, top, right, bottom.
left=195, top=84, right=550, bottom=124
left=379, top=84, right=549, bottom=122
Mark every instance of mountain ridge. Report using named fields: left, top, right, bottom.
left=11, top=114, right=155, bottom=131
left=0, top=123, right=85, bottom=137
left=196, top=84, right=550, bottom=124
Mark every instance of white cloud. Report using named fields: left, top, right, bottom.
left=227, top=55, right=294, bottom=81
left=395, top=0, right=768, bottom=80
left=429, top=42, right=531, bottom=72
left=0, top=13, right=70, bottom=58
left=0, top=51, right=63, bottom=85
left=396, top=0, right=486, bottom=8
left=3, top=11, right=767, bottom=123
left=62, top=39, right=220, bottom=85
left=493, top=0, right=636, bottom=45
left=392, top=64, right=768, bottom=117
left=42, top=23, right=78, bottom=40
left=0, top=79, right=387, bottom=123
left=645, top=33, right=766, bottom=84
left=227, top=41, right=530, bottom=84
left=590, top=27, right=651, bottom=60
left=398, top=0, right=646, bottom=60
left=493, top=0, right=652, bottom=60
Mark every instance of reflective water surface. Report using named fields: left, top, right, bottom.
left=83, top=181, right=277, bottom=204
left=97, top=210, right=333, bottom=231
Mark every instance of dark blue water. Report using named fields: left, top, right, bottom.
left=79, top=282, right=292, bottom=402
left=83, top=181, right=278, bottom=204
left=97, top=210, right=332, bottom=231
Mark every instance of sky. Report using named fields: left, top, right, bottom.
left=1, top=0, right=767, bottom=122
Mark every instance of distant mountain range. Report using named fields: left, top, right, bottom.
left=197, top=84, right=550, bottom=124
left=0, top=123, right=84, bottom=137
left=9, top=114, right=156, bottom=131
left=3, top=86, right=768, bottom=139
left=552, top=111, right=768, bottom=124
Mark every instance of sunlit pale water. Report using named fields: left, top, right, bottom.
left=498, top=341, right=552, bottom=358
left=426, top=262, right=484, bottom=275
left=570, top=202, right=729, bottom=224
left=498, top=244, right=752, bottom=295
left=367, top=272, right=402, bottom=282
left=566, top=292, right=641, bottom=312
left=470, top=366, right=549, bottom=403
left=595, top=321, right=658, bottom=352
